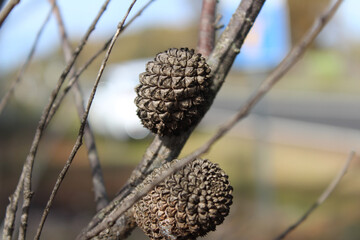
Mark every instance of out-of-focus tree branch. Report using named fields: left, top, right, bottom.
left=2, top=0, right=112, bottom=239
left=1, top=8, right=53, bottom=239
left=0, top=0, right=20, bottom=27
left=48, top=0, right=108, bottom=212
left=197, top=0, right=217, bottom=58
left=18, top=0, right=112, bottom=237
left=34, top=1, right=137, bottom=238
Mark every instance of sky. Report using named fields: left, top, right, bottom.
left=0, top=0, right=199, bottom=73
left=1, top=0, right=360, bottom=74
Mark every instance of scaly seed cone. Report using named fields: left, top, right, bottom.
left=135, top=48, right=211, bottom=136
left=133, top=158, right=233, bottom=240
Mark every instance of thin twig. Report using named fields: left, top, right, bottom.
left=0, top=7, right=53, bottom=116
left=41, top=1, right=156, bottom=214
left=48, top=0, right=108, bottom=211
left=39, top=4, right=158, bottom=224
left=19, top=0, right=111, bottom=237
left=1, top=1, right=111, bottom=239
left=274, top=151, right=355, bottom=240
left=81, top=0, right=343, bottom=237
left=2, top=0, right=153, bottom=239
left=1, top=8, right=54, bottom=240
left=1, top=172, right=24, bottom=240
left=34, top=1, right=137, bottom=239
left=33, top=137, right=84, bottom=239
left=207, top=0, right=265, bottom=94
left=0, top=0, right=19, bottom=27
left=44, top=0, right=155, bottom=127
left=197, top=0, right=217, bottom=58
left=44, top=41, right=110, bottom=127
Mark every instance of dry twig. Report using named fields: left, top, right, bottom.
left=1, top=9, right=53, bottom=240
left=48, top=0, right=108, bottom=211
left=274, top=151, right=355, bottom=240
left=1, top=169, right=24, bottom=240
left=2, top=1, right=111, bottom=239
left=37, top=3, right=156, bottom=219
left=34, top=0, right=138, bottom=239
left=44, top=0, right=156, bottom=127
left=18, top=1, right=112, bottom=238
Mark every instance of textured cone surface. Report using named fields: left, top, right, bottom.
left=133, top=158, right=233, bottom=240
left=135, top=48, right=211, bottom=136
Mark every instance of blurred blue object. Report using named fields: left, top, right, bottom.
left=221, top=0, right=290, bottom=71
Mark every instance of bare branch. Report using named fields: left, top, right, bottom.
left=34, top=1, right=137, bottom=239
left=0, top=7, right=52, bottom=116
left=34, top=136, right=83, bottom=239
left=124, top=0, right=155, bottom=28
left=48, top=0, right=108, bottom=211
left=274, top=151, right=355, bottom=240
left=1, top=9, right=53, bottom=240
left=1, top=172, right=24, bottom=240
left=207, top=0, right=265, bottom=94
left=44, top=41, right=110, bottom=127
left=44, top=0, right=155, bottom=127
left=18, top=0, right=112, bottom=237
left=0, top=0, right=20, bottom=27
left=74, top=85, right=109, bottom=210
left=37, top=6, right=157, bottom=224
left=1, top=1, right=112, bottom=239
left=197, top=0, right=217, bottom=58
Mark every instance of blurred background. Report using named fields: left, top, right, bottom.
left=1, top=0, right=360, bottom=239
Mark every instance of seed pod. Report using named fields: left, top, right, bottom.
left=135, top=48, right=211, bottom=136
left=133, top=158, right=233, bottom=240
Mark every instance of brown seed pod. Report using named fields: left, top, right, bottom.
left=135, top=48, right=211, bottom=136
left=133, top=158, right=233, bottom=240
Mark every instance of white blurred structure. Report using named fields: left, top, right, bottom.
left=89, top=59, right=150, bottom=140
